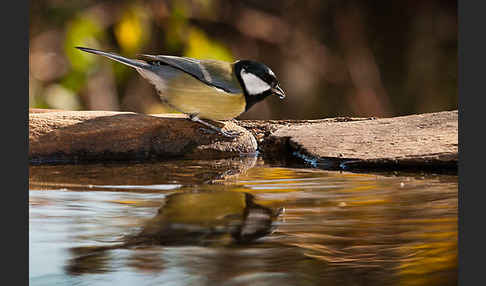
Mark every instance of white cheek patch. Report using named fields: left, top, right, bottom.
left=241, top=69, right=271, bottom=95
left=267, top=68, right=275, bottom=77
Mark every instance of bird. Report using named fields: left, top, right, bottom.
left=76, top=47, right=285, bottom=138
left=65, top=191, right=281, bottom=275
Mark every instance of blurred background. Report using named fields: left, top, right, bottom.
left=29, top=0, right=457, bottom=120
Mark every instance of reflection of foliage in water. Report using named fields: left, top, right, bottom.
left=234, top=167, right=458, bottom=285
left=30, top=158, right=457, bottom=285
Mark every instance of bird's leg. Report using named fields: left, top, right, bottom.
left=188, top=114, right=240, bottom=138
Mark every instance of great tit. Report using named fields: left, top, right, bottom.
left=66, top=191, right=279, bottom=267
left=76, top=47, right=285, bottom=137
left=137, top=191, right=277, bottom=245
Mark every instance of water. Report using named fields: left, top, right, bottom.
left=29, top=157, right=458, bottom=286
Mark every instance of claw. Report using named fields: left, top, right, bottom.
left=189, top=115, right=240, bottom=139
left=221, top=130, right=241, bottom=138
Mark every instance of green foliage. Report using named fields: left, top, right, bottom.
left=60, top=71, right=86, bottom=93
left=64, top=16, right=104, bottom=73
left=29, top=0, right=458, bottom=117
left=164, top=1, right=190, bottom=52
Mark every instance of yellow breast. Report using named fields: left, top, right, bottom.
left=163, top=73, right=246, bottom=121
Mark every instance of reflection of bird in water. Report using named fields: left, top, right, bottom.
left=137, top=191, right=278, bottom=244
left=65, top=191, right=280, bottom=275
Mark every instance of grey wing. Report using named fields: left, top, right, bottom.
left=137, top=54, right=242, bottom=94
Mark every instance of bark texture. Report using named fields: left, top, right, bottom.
left=29, top=109, right=458, bottom=171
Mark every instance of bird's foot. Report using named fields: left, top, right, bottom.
left=190, top=115, right=240, bottom=139
left=198, top=128, right=240, bottom=138
left=220, top=129, right=241, bottom=138
left=198, top=127, right=216, bottom=135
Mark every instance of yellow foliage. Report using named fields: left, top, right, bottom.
left=184, top=27, right=233, bottom=61
left=114, top=6, right=151, bottom=55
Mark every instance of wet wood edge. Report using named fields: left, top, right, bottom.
left=239, top=110, right=458, bottom=173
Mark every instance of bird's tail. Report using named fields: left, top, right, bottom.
left=76, top=47, right=151, bottom=70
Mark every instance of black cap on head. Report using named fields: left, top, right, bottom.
left=234, top=60, right=285, bottom=111
left=236, top=60, right=277, bottom=86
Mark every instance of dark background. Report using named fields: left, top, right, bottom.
left=29, top=0, right=457, bottom=119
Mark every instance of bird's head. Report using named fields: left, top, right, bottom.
left=234, top=60, right=285, bottom=111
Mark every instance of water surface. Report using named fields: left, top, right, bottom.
left=30, top=157, right=458, bottom=286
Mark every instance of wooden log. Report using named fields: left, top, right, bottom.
left=29, top=109, right=458, bottom=171
left=29, top=110, right=257, bottom=164
left=241, top=110, right=458, bottom=170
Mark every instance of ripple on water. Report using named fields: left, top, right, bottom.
left=29, top=158, right=458, bottom=286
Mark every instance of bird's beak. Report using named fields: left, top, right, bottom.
left=272, top=85, right=286, bottom=99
